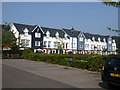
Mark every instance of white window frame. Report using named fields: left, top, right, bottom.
left=35, top=41, right=40, bottom=46
left=109, top=41, right=111, bottom=44
left=35, top=33, right=41, bottom=38
left=80, top=45, right=83, bottom=48
left=79, top=37, right=83, bottom=41
left=48, top=42, right=51, bottom=48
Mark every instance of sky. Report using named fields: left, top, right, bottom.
left=2, top=2, right=118, bottom=36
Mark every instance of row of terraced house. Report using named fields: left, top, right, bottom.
left=10, top=23, right=117, bottom=55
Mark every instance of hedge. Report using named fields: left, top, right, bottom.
left=21, top=50, right=114, bottom=73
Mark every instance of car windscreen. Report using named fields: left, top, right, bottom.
left=107, top=58, right=120, bottom=65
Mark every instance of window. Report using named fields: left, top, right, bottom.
left=97, top=45, right=101, bottom=50
left=54, top=42, right=57, bottom=48
left=109, top=46, right=111, bottom=50
left=48, top=42, right=51, bottom=48
left=80, top=45, right=83, bottom=48
left=35, top=41, right=40, bottom=46
left=92, top=37, right=95, bottom=41
left=56, top=32, right=59, bottom=38
left=113, top=40, right=115, bottom=43
left=86, top=39, right=88, bottom=42
left=21, top=39, right=25, bottom=43
left=46, top=31, right=50, bottom=37
left=109, top=41, right=111, bottom=44
left=79, top=37, right=83, bottom=41
left=64, top=34, right=68, bottom=39
left=44, top=41, right=47, bottom=47
left=74, top=43, right=76, bottom=48
left=91, top=45, right=94, bottom=50
left=103, top=38, right=106, bottom=42
left=112, top=46, right=115, bottom=51
left=35, top=33, right=41, bottom=38
left=66, top=43, right=68, bottom=49
left=23, top=28, right=29, bottom=35
left=63, top=43, right=65, bottom=48
left=24, top=32, right=28, bottom=35
left=26, top=40, right=30, bottom=44
left=85, top=44, right=89, bottom=49
left=98, top=37, right=100, bottom=42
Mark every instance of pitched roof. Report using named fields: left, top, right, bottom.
left=41, top=27, right=65, bottom=38
left=13, top=23, right=37, bottom=34
left=62, top=28, right=81, bottom=37
left=83, top=33, right=110, bottom=42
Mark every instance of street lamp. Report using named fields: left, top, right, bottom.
left=71, top=27, right=74, bottom=57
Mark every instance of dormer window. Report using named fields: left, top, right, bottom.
left=98, top=37, right=100, bottom=42
left=55, top=32, right=59, bottom=38
left=23, top=28, right=29, bottom=35
left=92, top=37, right=95, bottom=41
left=113, top=40, right=115, bottom=43
left=46, top=31, right=50, bottom=37
left=103, top=38, right=106, bottom=42
left=64, top=34, right=68, bottom=39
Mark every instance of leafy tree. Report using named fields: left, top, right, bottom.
left=2, top=23, right=17, bottom=50
left=55, top=38, right=64, bottom=54
left=101, top=0, right=120, bottom=53
left=102, top=0, right=120, bottom=7
left=2, top=22, right=29, bottom=54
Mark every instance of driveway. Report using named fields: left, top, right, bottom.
left=3, top=59, right=104, bottom=88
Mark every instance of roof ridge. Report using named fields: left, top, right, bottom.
left=41, top=26, right=62, bottom=30
left=84, top=32, right=109, bottom=37
left=13, top=22, right=36, bottom=26
left=62, top=28, right=81, bottom=32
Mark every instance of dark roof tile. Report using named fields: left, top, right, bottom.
left=41, top=27, right=65, bottom=38
left=13, top=23, right=36, bottom=34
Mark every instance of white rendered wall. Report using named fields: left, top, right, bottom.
left=43, top=36, right=70, bottom=49
left=69, top=37, right=77, bottom=50
left=20, top=34, right=32, bottom=48
left=10, top=24, right=19, bottom=45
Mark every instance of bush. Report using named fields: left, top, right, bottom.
left=71, top=59, right=88, bottom=69
left=86, top=55, right=110, bottom=72
left=22, top=52, right=114, bottom=73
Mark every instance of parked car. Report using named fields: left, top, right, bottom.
left=101, top=55, right=120, bottom=87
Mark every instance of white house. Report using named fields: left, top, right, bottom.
left=10, top=22, right=117, bottom=55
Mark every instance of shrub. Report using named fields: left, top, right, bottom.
left=86, top=55, right=110, bottom=72
left=71, top=59, right=88, bottom=69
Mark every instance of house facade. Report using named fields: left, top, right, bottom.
left=10, top=23, right=117, bottom=55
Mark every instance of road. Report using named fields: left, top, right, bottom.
left=2, top=59, right=111, bottom=89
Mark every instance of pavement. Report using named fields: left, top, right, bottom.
left=2, top=59, right=109, bottom=89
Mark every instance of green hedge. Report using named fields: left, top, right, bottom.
left=22, top=50, right=113, bottom=73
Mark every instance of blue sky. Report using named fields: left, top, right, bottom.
left=2, top=2, right=118, bottom=36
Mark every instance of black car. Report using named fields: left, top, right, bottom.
left=102, top=55, right=120, bottom=86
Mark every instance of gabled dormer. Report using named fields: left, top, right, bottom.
left=23, top=28, right=29, bottom=35
left=103, top=38, right=106, bottom=42
left=64, top=34, right=68, bottom=39
left=98, top=37, right=100, bottom=42
left=92, top=37, right=95, bottom=41
left=55, top=32, right=59, bottom=38
left=46, top=31, right=50, bottom=37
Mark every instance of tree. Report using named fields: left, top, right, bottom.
left=101, top=0, right=120, bottom=7
left=2, top=22, right=29, bottom=54
left=2, top=23, right=17, bottom=50
left=102, top=0, right=120, bottom=53
left=55, top=38, right=64, bottom=54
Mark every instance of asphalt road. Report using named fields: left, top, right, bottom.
left=3, top=64, right=75, bottom=88
left=2, top=59, right=115, bottom=89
